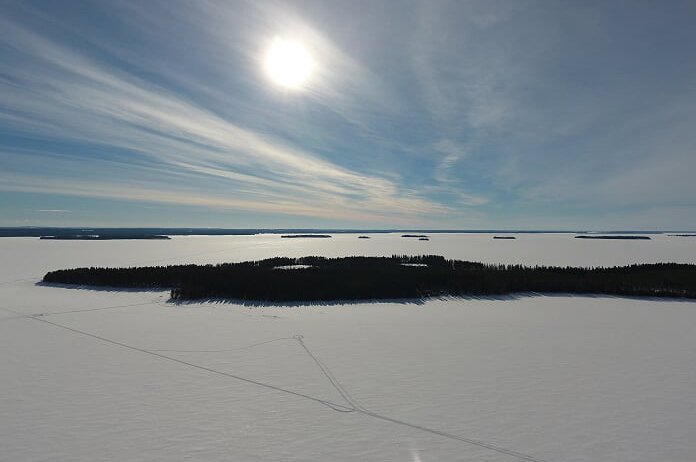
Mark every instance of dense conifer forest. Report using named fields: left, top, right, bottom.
left=42, top=256, right=696, bottom=302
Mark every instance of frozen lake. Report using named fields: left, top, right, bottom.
left=1, top=234, right=695, bottom=461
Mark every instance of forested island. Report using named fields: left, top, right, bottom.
left=40, top=234, right=170, bottom=240
left=402, top=234, right=428, bottom=238
left=575, top=235, right=651, bottom=240
left=43, top=256, right=696, bottom=302
left=493, top=236, right=516, bottom=239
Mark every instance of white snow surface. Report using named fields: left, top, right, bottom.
left=274, top=265, right=314, bottom=270
left=1, top=233, right=695, bottom=462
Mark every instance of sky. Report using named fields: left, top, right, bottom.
left=1, top=0, right=695, bottom=230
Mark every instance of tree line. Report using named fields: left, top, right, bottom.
left=42, top=255, right=696, bottom=302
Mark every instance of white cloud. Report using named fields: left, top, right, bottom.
left=0, top=17, right=452, bottom=224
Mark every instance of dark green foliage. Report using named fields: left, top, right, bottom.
left=43, top=256, right=696, bottom=302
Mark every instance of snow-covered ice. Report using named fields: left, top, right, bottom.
left=1, top=234, right=695, bottom=461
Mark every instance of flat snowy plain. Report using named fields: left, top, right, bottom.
left=1, top=233, right=695, bottom=462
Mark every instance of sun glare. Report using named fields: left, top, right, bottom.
left=264, top=38, right=314, bottom=89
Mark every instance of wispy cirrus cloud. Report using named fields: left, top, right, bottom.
left=2, top=0, right=696, bottom=229
left=404, top=0, right=696, bottom=228
left=0, top=11, right=450, bottom=225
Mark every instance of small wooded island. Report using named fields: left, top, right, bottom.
left=575, top=235, right=651, bottom=240
left=43, top=255, right=696, bottom=302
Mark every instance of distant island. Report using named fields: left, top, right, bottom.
left=669, top=234, right=696, bottom=237
left=280, top=234, right=332, bottom=238
left=418, top=237, right=429, bottom=241
left=493, top=236, right=516, bottom=239
left=402, top=234, right=428, bottom=238
left=40, top=234, right=170, bottom=240
left=43, top=255, right=696, bottom=302
left=358, top=236, right=371, bottom=239
left=0, top=227, right=671, bottom=238
left=575, top=235, right=651, bottom=240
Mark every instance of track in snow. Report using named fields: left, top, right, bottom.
left=0, top=304, right=553, bottom=462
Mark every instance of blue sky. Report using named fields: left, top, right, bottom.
left=1, top=0, right=695, bottom=229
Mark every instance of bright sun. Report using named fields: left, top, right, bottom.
left=264, top=38, right=314, bottom=89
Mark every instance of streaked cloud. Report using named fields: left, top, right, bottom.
left=1, top=0, right=695, bottom=228
left=0, top=9, right=450, bottom=225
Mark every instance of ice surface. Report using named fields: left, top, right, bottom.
left=1, top=234, right=695, bottom=461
